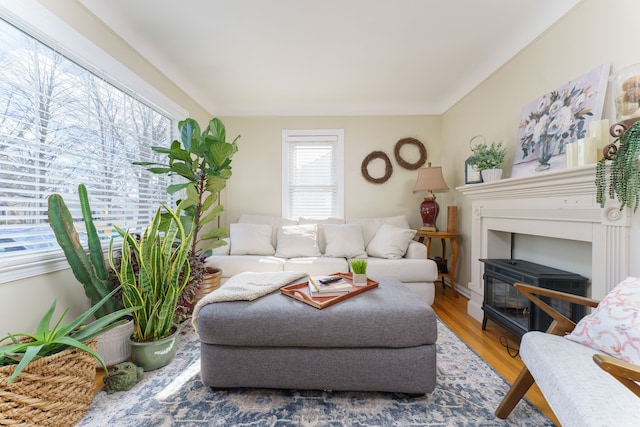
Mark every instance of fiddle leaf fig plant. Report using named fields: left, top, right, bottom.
left=134, top=117, right=240, bottom=259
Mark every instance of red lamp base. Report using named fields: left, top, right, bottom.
left=420, top=196, right=439, bottom=229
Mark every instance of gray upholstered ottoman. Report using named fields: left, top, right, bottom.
left=196, top=277, right=437, bottom=394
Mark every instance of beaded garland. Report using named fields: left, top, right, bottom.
left=596, top=121, right=640, bottom=212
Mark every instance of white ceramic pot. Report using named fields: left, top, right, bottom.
left=481, top=168, right=503, bottom=182
left=97, top=318, right=134, bottom=367
left=352, top=273, right=367, bottom=286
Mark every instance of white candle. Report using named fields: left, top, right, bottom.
left=588, top=119, right=610, bottom=161
left=566, top=142, right=578, bottom=168
left=577, top=137, right=598, bottom=165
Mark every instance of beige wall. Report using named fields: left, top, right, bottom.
left=442, top=0, right=640, bottom=290
left=219, top=116, right=442, bottom=228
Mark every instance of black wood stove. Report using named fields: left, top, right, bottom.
left=480, top=259, right=588, bottom=337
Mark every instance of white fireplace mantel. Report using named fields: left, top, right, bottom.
left=457, top=164, right=631, bottom=323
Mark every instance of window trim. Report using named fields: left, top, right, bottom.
left=282, top=129, right=345, bottom=219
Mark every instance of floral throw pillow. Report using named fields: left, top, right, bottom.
left=565, top=276, right=640, bottom=364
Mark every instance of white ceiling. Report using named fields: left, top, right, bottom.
left=79, top=0, right=581, bottom=117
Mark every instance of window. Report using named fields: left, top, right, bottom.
left=0, top=16, right=175, bottom=283
left=282, top=129, right=344, bottom=219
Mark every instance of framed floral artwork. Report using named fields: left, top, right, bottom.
left=511, top=63, right=610, bottom=178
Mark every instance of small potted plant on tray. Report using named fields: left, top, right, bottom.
left=349, top=259, right=368, bottom=286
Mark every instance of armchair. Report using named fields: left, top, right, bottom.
left=496, top=282, right=640, bottom=426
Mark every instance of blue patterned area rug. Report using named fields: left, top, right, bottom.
left=78, top=319, right=553, bottom=427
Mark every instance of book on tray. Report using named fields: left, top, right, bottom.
left=308, top=275, right=353, bottom=297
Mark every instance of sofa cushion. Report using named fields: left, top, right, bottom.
left=364, top=257, right=438, bottom=283
left=298, top=217, right=345, bottom=253
left=323, top=223, right=367, bottom=259
left=229, top=223, right=275, bottom=255
left=366, top=223, right=417, bottom=259
left=275, top=224, right=321, bottom=258
left=284, top=256, right=349, bottom=276
left=238, top=214, right=297, bottom=246
left=522, top=331, right=640, bottom=427
left=346, top=215, right=411, bottom=246
left=565, top=276, right=640, bottom=364
left=205, top=255, right=286, bottom=277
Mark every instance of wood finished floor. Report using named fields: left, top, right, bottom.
left=94, top=285, right=559, bottom=425
left=432, top=284, right=559, bottom=426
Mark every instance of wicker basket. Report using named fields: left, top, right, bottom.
left=0, top=338, right=98, bottom=427
left=194, top=268, right=222, bottom=303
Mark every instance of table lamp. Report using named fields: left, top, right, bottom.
left=412, top=164, right=449, bottom=231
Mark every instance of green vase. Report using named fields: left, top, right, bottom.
left=128, top=324, right=180, bottom=371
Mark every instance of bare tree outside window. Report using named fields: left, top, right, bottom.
left=0, top=17, right=174, bottom=275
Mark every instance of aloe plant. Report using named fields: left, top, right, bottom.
left=0, top=286, right=138, bottom=384
left=109, top=204, right=192, bottom=342
left=48, top=184, right=121, bottom=318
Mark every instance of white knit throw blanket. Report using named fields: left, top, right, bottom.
left=191, top=271, right=307, bottom=333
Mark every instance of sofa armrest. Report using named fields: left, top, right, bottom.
left=514, top=282, right=600, bottom=336
left=405, top=240, right=427, bottom=259
left=210, top=238, right=231, bottom=256
left=593, top=354, right=640, bottom=398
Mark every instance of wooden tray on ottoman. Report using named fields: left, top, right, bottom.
left=280, top=272, right=378, bottom=309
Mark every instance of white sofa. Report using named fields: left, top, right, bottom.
left=204, top=214, right=439, bottom=305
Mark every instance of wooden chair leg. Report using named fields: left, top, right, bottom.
left=495, top=366, right=536, bottom=419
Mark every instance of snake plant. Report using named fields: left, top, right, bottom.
left=0, top=286, right=138, bottom=384
left=109, top=204, right=192, bottom=342
left=48, top=184, right=121, bottom=318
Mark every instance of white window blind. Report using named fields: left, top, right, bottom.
left=282, top=130, right=344, bottom=219
left=0, top=17, right=174, bottom=283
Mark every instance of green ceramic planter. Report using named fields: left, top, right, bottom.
left=128, top=324, right=180, bottom=371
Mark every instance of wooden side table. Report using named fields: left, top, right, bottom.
left=415, top=230, right=460, bottom=297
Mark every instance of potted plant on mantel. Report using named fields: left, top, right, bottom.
left=133, top=117, right=240, bottom=321
left=469, top=141, right=507, bottom=182
left=48, top=184, right=135, bottom=367
left=109, top=204, right=192, bottom=371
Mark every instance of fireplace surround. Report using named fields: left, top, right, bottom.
left=458, top=164, right=631, bottom=323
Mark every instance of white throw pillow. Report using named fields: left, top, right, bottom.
left=346, top=215, right=411, bottom=245
left=323, top=223, right=367, bottom=259
left=366, top=223, right=417, bottom=259
left=229, top=223, right=275, bottom=255
left=565, top=276, right=640, bottom=364
left=298, top=217, right=345, bottom=253
left=275, top=224, right=321, bottom=258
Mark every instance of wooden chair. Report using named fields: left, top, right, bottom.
left=495, top=282, right=640, bottom=419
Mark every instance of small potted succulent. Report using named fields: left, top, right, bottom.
left=469, top=141, right=507, bottom=182
left=349, top=259, right=368, bottom=286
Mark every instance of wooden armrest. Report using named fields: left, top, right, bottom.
left=593, top=354, right=640, bottom=398
left=514, top=283, right=600, bottom=336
